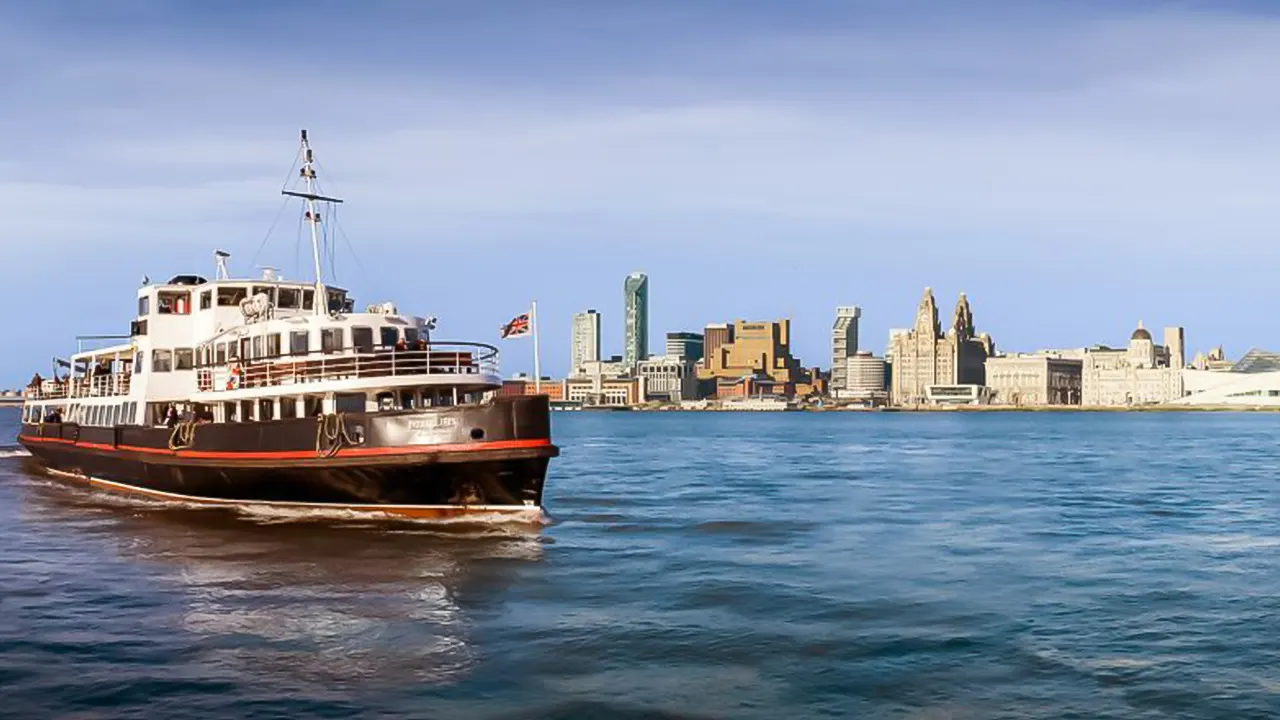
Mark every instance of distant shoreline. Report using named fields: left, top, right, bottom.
left=623, top=404, right=1280, bottom=413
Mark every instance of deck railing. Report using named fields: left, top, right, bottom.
left=24, top=374, right=133, bottom=401
left=195, top=342, right=500, bottom=393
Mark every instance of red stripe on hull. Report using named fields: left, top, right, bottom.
left=20, top=434, right=553, bottom=460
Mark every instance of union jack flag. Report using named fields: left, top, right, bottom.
left=500, top=312, right=531, bottom=338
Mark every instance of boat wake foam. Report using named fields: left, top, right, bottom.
left=0, top=447, right=31, bottom=458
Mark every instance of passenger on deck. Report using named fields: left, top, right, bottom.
left=44, top=407, right=62, bottom=423
left=164, top=404, right=179, bottom=428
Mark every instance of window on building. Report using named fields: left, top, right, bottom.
left=258, top=398, right=275, bottom=421
left=216, top=343, right=227, bottom=365
left=266, top=333, right=281, bottom=357
left=404, top=328, right=420, bottom=345
left=303, top=396, right=324, bottom=417
left=134, top=352, right=144, bottom=374
left=352, top=327, right=373, bottom=353
left=290, top=331, right=310, bottom=356
left=327, top=290, right=346, bottom=313
left=379, top=327, right=399, bottom=347
left=200, top=290, right=212, bottom=310
left=280, top=397, right=299, bottom=419
left=218, top=286, right=248, bottom=307
left=152, top=349, right=173, bottom=373
left=321, top=328, right=343, bottom=353
left=302, top=289, right=315, bottom=311
left=138, top=296, right=151, bottom=316
left=252, top=336, right=264, bottom=359
left=278, top=287, right=301, bottom=309
left=224, top=401, right=238, bottom=423
left=157, top=291, right=191, bottom=315
left=175, top=348, right=194, bottom=371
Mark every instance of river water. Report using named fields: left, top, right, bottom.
left=1, top=407, right=1279, bottom=719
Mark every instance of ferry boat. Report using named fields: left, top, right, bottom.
left=16, top=131, right=558, bottom=520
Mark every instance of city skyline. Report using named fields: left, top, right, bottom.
left=3, top=2, right=1280, bottom=382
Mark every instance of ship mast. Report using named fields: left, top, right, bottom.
left=282, top=129, right=343, bottom=316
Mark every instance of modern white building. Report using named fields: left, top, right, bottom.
left=835, top=351, right=886, bottom=401
left=830, top=306, right=861, bottom=392
left=570, top=309, right=601, bottom=376
left=1171, top=349, right=1280, bottom=406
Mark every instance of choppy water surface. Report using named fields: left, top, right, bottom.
left=3, top=408, right=1280, bottom=718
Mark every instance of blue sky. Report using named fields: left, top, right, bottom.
left=3, top=0, right=1279, bottom=383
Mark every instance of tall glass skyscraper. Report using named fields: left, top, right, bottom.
left=623, top=272, right=649, bottom=369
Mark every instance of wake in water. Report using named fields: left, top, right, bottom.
left=0, top=446, right=31, bottom=459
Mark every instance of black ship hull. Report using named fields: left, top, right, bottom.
left=17, top=396, right=558, bottom=519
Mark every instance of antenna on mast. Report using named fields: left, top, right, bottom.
left=214, top=250, right=231, bottom=280
left=282, top=129, right=343, bottom=316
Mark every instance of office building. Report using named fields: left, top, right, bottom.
left=888, top=287, right=995, bottom=405
left=570, top=309, right=601, bottom=376
left=665, top=332, right=704, bottom=364
left=698, top=318, right=808, bottom=397
left=623, top=272, right=649, bottom=370
left=636, top=356, right=697, bottom=401
left=985, top=354, right=1082, bottom=406
left=830, top=306, right=861, bottom=392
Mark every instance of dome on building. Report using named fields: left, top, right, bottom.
left=1130, top=321, right=1152, bottom=341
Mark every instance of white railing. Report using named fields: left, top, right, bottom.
left=196, top=343, right=500, bottom=392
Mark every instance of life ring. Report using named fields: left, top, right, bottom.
left=226, top=363, right=242, bottom=390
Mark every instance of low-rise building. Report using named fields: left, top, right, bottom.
left=985, top=354, right=1082, bottom=406
left=636, top=356, right=697, bottom=401
left=565, top=376, right=643, bottom=406
left=500, top=377, right=566, bottom=402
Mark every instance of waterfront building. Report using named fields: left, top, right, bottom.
left=698, top=319, right=807, bottom=397
left=835, top=351, right=887, bottom=401
left=570, top=309, right=601, bottom=376
left=1173, top=348, right=1280, bottom=405
left=623, top=272, right=649, bottom=370
left=1080, top=322, right=1185, bottom=406
left=636, top=356, right=697, bottom=401
left=888, top=288, right=995, bottom=406
left=830, top=306, right=861, bottom=392
left=500, top=377, right=566, bottom=402
left=985, top=354, right=1082, bottom=406
left=665, top=332, right=704, bottom=364
left=565, top=376, right=643, bottom=407
left=702, top=323, right=731, bottom=371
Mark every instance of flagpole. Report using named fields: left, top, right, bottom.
left=531, top=301, right=541, bottom=393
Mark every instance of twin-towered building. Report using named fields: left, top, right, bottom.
left=888, top=287, right=996, bottom=405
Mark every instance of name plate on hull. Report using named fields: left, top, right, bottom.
left=403, top=415, right=460, bottom=445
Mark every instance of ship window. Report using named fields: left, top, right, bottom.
left=327, top=290, right=346, bottom=313
left=200, top=290, right=212, bottom=310
left=404, top=328, right=420, bottom=345
left=138, top=295, right=151, bottom=316
left=131, top=319, right=148, bottom=337
left=278, top=287, right=301, bottom=310
left=302, top=289, right=315, bottom=311
left=400, top=390, right=414, bottom=410
left=109, top=405, right=119, bottom=426
left=266, top=333, right=281, bottom=357
left=218, top=286, right=248, bottom=307
left=239, top=337, right=250, bottom=361
left=134, top=352, right=144, bottom=374
left=321, top=328, right=343, bottom=353
left=157, top=291, right=191, bottom=315
left=380, top=327, right=399, bottom=347
left=258, top=398, right=274, bottom=421
left=290, top=331, right=310, bottom=355
left=280, top=397, right=299, bottom=419
left=152, top=349, right=172, bottom=373
left=251, top=336, right=263, bottom=359
left=215, top=343, right=227, bottom=365
left=240, top=400, right=254, bottom=422
left=352, top=327, right=373, bottom=353
left=227, top=341, right=239, bottom=362
left=303, top=396, right=323, bottom=417
left=175, top=348, right=194, bottom=371
left=223, top=401, right=237, bottom=423
left=252, top=286, right=277, bottom=306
